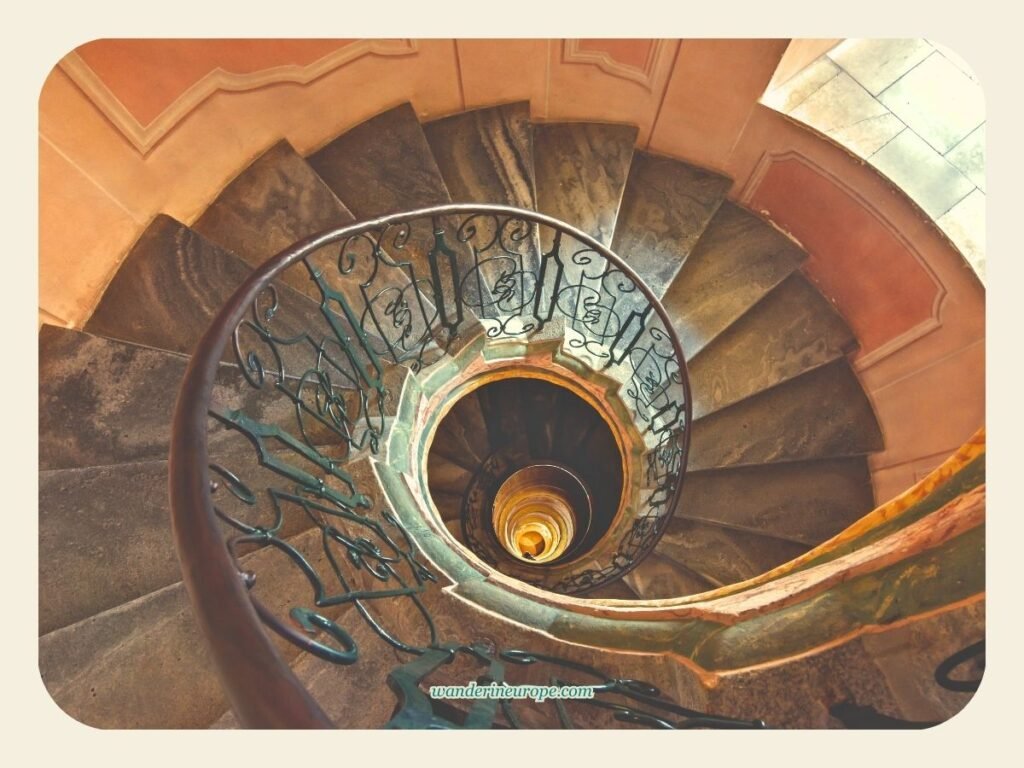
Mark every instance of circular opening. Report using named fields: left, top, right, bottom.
left=492, top=464, right=592, bottom=564
left=426, top=375, right=625, bottom=577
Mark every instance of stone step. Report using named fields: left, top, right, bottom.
left=610, top=151, right=732, bottom=299
left=687, top=272, right=858, bottom=419
left=429, top=389, right=492, bottom=471
left=475, top=379, right=529, bottom=456
left=83, top=215, right=330, bottom=369
left=40, top=458, right=185, bottom=636
left=522, top=378, right=562, bottom=460
left=423, top=101, right=541, bottom=310
left=687, top=358, right=884, bottom=471
left=427, top=452, right=476, bottom=499
left=39, top=327, right=347, bottom=471
left=654, top=519, right=809, bottom=592
left=678, top=458, right=875, bottom=547
left=549, top=386, right=607, bottom=462
left=193, top=139, right=354, bottom=273
left=623, top=550, right=718, bottom=599
left=433, top=490, right=465, bottom=524
left=190, top=139, right=448, bottom=363
left=40, top=579, right=227, bottom=728
left=661, top=202, right=807, bottom=358
left=308, top=103, right=452, bottom=218
left=423, top=102, right=536, bottom=212
left=533, top=121, right=638, bottom=248
left=39, top=456, right=385, bottom=728
left=38, top=416, right=386, bottom=638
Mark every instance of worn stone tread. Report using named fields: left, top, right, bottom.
left=610, top=152, right=732, bottom=299
left=533, top=121, right=638, bottom=247
left=39, top=327, right=343, bottom=471
left=194, top=139, right=354, bottom=269
left=423, top=102, right=536, bottom=211
left=678, top=458, right=875, bottom=546
left=688, top=358, right=884, bottom=471
left=84, top=214, right=329, bottom=366
left=655, top=519, right=809, bottom=592
left=623, top=551, right=719, bottom=599
left=39, top=458, right=385, bottom=728
left=687, top=272, right=857, bottom=419
left=661, top=202, right=807, bottom=358
left=308, top=103, right=452, bottom=217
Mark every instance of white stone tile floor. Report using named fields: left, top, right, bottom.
left=764, top=38, right=985, bottom=283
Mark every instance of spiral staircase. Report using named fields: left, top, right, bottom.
left=38, top=100, right=984, bottom=729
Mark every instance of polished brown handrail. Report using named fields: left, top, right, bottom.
left=169, top=204, right=692, bottom=727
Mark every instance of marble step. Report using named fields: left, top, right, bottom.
left=678, top=458, right=875, bottom=547
left=550, top=386, right=607, bottom=462
left=661, top=202, right=807, bottom=359
left=610, top=151, right=732, bottom=299
left=687, top=359, right=884, bottom=471
left=193, top=139, right=354, bottom=275
left=39, top=457, right=385, bottom=728
left=533, top=121, right=638, bottom=248
left=429, top=389, right=492, bottom=471
left=39, top=327, right=342, bottom=471
left=427, top=452, right=475, bottom=499
left=423, top=102, right=541, bottom=311
left=653, top=519, right=809, bottom=593
left=190, top=139, right=448, bottom=361
left=432, top=490, right=466, bottom=524
left=522, top=378, right=562, bottom=459
left=83, top=214, right=331, bottom=369
left=423, top=102, right=536, bottom=212
left=308, top=103, right=452, bottom=218
left=687, top=272, right=857, bottom=419
left=623, top=550, right=718, bottom=599
left=39, top=525, right=335, bottom=728
left=475, top=380, right=530, bottom=455
left=39, top=458, right=186, bottom=636
left=37, top=427, right=349, bottom=637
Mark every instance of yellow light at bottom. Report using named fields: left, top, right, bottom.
left=491, top=465, right=589, bottom=564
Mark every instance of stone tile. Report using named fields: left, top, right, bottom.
left=764, top=56, right=841, bottom=113
left=879, top=52, right=985, bottom=154
left=937, top=189, right=985, bottom=280
left=790, top=72, right=889, bottom=135
left=829, top=112, right=905, bottom=157
left=828, top=38, right=934, bottom=96
left=945, top=123, right=985, bottom=191
left=870, top=129, right=976, bottom=218
left=928, top=39, right=980, bottom=82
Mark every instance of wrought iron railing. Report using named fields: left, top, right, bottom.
left=169, top=204, right=730, bottom=728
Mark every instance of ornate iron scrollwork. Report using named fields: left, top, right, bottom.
left=173, top=205, right=702, bottom=728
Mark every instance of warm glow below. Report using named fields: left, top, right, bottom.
left=491, top=464, right=590, bottom=564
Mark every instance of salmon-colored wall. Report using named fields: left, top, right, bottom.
left=39, top=38, right=984, bottom=505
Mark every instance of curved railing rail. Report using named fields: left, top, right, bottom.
left=169, top=204, right=736, bottom=728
